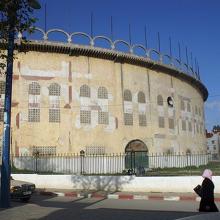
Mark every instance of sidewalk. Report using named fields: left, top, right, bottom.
left=36, top=188, right=220, bottom=203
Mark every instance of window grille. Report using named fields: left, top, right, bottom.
left=29, top=82, right=40, bottom=95
left=49, top=109, right=60, bottom=123
left=158, top=116, right=165, bottom=128
left=28, top=109, right=40, bottom=122
left=187, top=103, right=191, bottom=112
left=168, top=118, right=174, bottom=129
left=124, top=113, right=133, bottom=125
left=195, top=106, right=198, bottom=115
left=85, top=146, right=105, bottom=155
left=138, top=91, right=146, bottom=103
left=80, top=110, right=91, bottom=124
left=98, top=87, right=108, bottom=99
left=0, top=108, right=3, bottom=122
left=32, top=146, right=56, bottom=155
left=98, top=111, right=109, bottom=124
left=124, top=90, right=132, bottom=101
left=182, top=120, right=186, bottom=131
left=180, top=100, right=185, bottom=111
left=196, top=123, right=199, bottom=133
left=188, top=121, right=192, bottom=132
left=139, top=114, right=147, bottom=126
left=198, top=108, right=201, bottom=116
left=49, top=83, right=61, bottom=96
left=0, top=81, right=5, bottom=94
left=157, top=95, right=163, bottom=106
left=80, top=84, right=90, bottom=97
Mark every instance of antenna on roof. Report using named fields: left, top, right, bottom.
left=44, top=3, right=47, bottom=32
left=157, top=32, right=161, bottom=52
left=129, top=24, right=132, bottom=45
left=190, top=52, right=194, bottom=72
left=169, top=37, right=172, bottom=57
left=90, top=12, right=94, bottom=38
left=144, top=25, right=148, bottom=48
left=178, top=42, right=181, bottom=62
left=185, top=46, right=189, bottom=72
left=110, top=16, right=113, bottom=41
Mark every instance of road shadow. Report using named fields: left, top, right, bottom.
left=70, top=175, right=134, bottom=193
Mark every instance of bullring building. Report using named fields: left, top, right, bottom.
left=0, top=28, right=208, bottom=160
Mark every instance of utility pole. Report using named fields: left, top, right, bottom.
left=0, top=0, right=41, bottom=208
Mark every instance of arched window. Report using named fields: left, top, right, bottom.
left=29, top=82, right=40, bottom=95
left=28, top=82, right=40, bottom=122
left=157, top=95, right=163, bottom=106
left=49, top=83, right=61, bottom=96
left=138, top=91, right=146, bottom=103
left=195, top=106, right=198, bottom=115
left=98, top=87, right=108, bottom=99
left=80, top=84, right=90, bottom=97
left=187, top=103, right=191, bottom=112
left=124, top=89, right=132, bottom=101
left=180, top=100, right=185, bottom=111
left=49, top=83, right=61, bottom=123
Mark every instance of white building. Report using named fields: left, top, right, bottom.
left=206, top=132, right=220, bottom=159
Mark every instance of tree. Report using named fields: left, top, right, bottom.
left=0, top=0, right=41, bottom=208
left=0, top=0, right=40, bottom=71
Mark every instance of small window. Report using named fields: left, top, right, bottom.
left=49, top=109, right=60, bottom=123
left=29, top=82, right=40, bottom=95
left=159, top=116, right=165, bottom=128
left=168, top=118, right=174, bottom=129
left=139, top=114, right=147, bottom=126
left=98, top=87, right=108, bottom=99
left=195, top=106, right=198, bottom=115
left=138, top=91, right=146, bottom=103
left=98, top=111, right=109, bottom=124
left=0, top=81, right=5, bottom=94
left=0, top=108, right=4, bottom=121
left=80, top=85, right=90, bottom=97
left=28, top=109, right=40, bottom=122
left=212, top=140, right=215, bottom=144
left=188, top=121, right=192, bottom=132
left=157, top=95, right=163, bottom=106
left=182, top=120, right=186, bottom=131
left=80, top=110, right=91, bottom=124
left=49, top=83, right=61, bottom=96
left=187, top=103, right=191, bottom=112
left=124, top=113, right=133, bottom=125
left=124, top=90, right=132, bottom=101
left=180, top=100, right=185, bottom=111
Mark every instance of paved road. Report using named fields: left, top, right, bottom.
left=0, top=194, right=219, bottom=220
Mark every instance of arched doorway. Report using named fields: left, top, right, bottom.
left=125, top=140, right=149, bottom=173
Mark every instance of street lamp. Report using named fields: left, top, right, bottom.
left=0, top=0, right=41, bottom=208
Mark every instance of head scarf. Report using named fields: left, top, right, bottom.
left=202, top=169, right=212, bottom=180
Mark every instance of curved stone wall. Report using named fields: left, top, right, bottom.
left=0, top=42, right=207, bottom=155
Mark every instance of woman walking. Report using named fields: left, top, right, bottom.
left=199, top=169, right=219, bottom=212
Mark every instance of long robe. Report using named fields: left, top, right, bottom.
left=199, top=177, right=219, bottom=212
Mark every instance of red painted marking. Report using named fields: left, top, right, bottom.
left=118, top=194, right=133, bottom=200
left=179, top=196, right=196, bottom=201
left=64, top=192, right=78, bottom=197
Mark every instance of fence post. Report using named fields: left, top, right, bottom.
left=33, top=151, right=39, bottom=173
left=80, top=150, right=85, bottom=175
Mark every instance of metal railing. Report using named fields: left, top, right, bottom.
left=9, top=152, right=214, bottom=175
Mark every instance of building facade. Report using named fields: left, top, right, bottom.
left=206, top=132, right=220, bottom=159
left=0, top=35, right=208, bottom=158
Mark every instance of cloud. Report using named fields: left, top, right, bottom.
left=205, top=100, right=220, bottom=111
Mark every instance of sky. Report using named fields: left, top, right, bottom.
left=32, top=0, right=220, bottom=131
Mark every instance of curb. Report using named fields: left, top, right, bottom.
left=37, top=191, right=220, bottom=203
